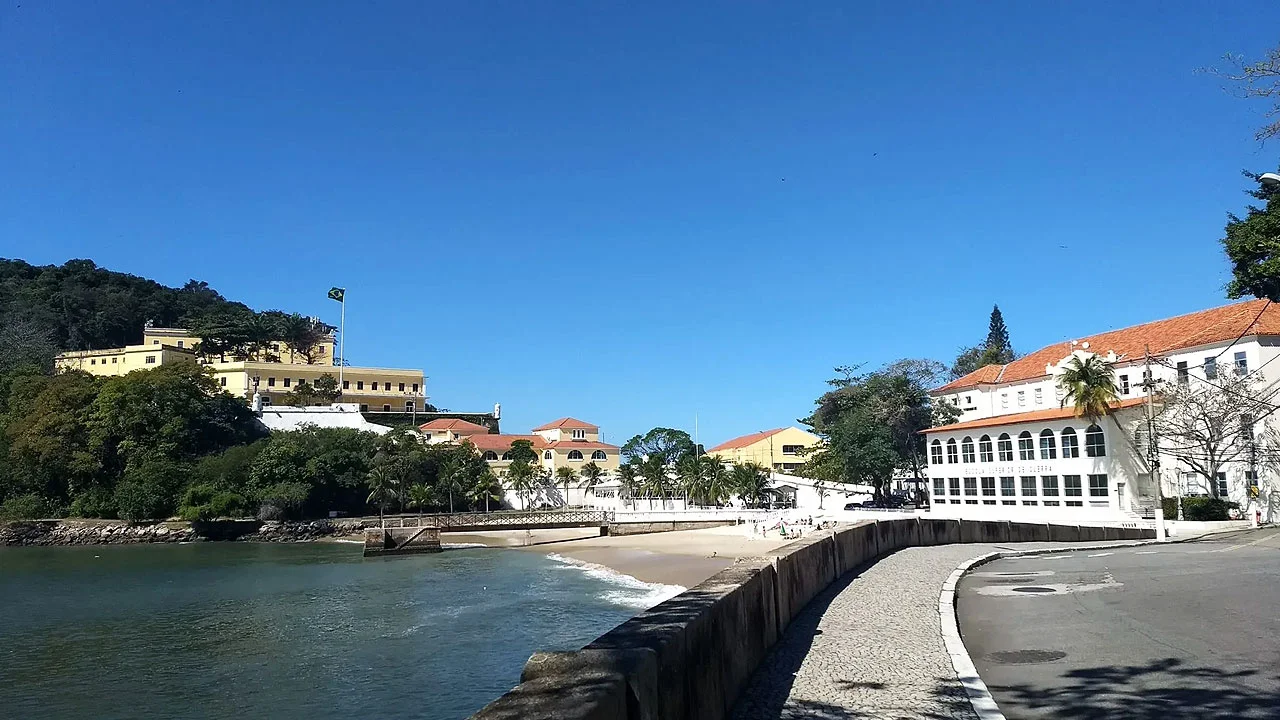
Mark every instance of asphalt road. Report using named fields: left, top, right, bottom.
left=957, top=528, right=1280, bottom=719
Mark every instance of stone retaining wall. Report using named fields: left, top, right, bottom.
left=469, top=518, right=1155, bottom=720
left=0, top=519, right=369, bottom=545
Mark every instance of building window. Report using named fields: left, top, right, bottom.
left=357, top=381, right=364, bottom=390
left=568, top=450, right=584, bottom=461
left=90, top=358, right=96, bottom=365
left=966, top=395, right=973, bottom=405
left=1018, top=431, right=1034, bottom=460
left=949, top=478, right=961, bottom=496
left=1064, top=475, right=1083, bottom=497
left=1216, top=472, right=1228, bottom=497
left=382, top=404, right=391, bottom=411
left=782, top=444, right=802, bottom=455
left=359, top=404, right=369, bottom=411
left=1061, top=427, right=1079, bottom=458
left=384, top=382, right=391, bottom=391
left=399, top=382, right=405, bottom=392
left=1034, top=387, right=1043, bottom=405
left=1088, top=474, right=1109, bottom=497
left=1234, top=351, right=1248, bottom=375
left=152, top=340, right=159, bottom=344
left=500, top=452, right=512, bottom=461
left=978, top=435, right=993, bottom=463
left=1120, top=374, right=1129, bottom=395
left=963, top=478, right=977, bottom=496
left=220, top=377, right=226, bottom=387
left=1176, top=360, right=1189, bottom=385
left=1042, top=475, right=1059, bottom=496
left=1022, top=500, right=1039, bottom=506
left=112, top=357, right=117, bottom=363
left=997, top=433, right=1013, bottom=462
left=177, top=340, right=184, bottom=349
left=260, top=396, right=272, bottom=406
left=934, top=478, right=946, bottom=496
left=946, top=439, right=958, bottom=464
left=930, top=440, right=943, bottom=465
left=961, top=437, right=975, bottom=464
left=544, top=450, right=553, bottom=460
left=1021, top=476, right=1037, bottom=496
left=980, top=477, right=995, bottom=496
left=591, top=450, right=607, bottom=460
left=483, top=451, right=499, bottom=461
left=1204, top=356, right=1217, bottom=380
left=342, top=380, right=350, bottom=389
left=1000, top=476, right=1015, bottom=497
left=412, top=383, right=419, bottom=393
left=283, top=378, right=291, bottom=388
left=406, top=402, right=414, bottom=412
left=1039, top=429, right=1057, bottom=459
left=1017, top=390, right=1026, bottom=407
left=1002, top=500, right=1016, bottom=506
left=268, top=377, right=276, bottom=387
left=573, top=429, right=587, bottom=440
left=145, top=355, right=156, bottom=364
left=1085, top=424, right=1105, bottom=457
left=1001, top=393, right=1008, bottom=409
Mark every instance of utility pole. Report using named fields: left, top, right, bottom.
left=1145, top=345, right=1167, bottom=541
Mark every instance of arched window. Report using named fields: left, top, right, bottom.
left=568, top=450, right=584, bottom=460
left=1039, top=429, right=1057, bottom=460
left=1018, top=431, right=1034, bottom=460
left=978, top=435, right=993, bottom=463
left=482, top=451, right=499, bottom=461
left=591, top=450, right=607, bottom=460
left=1061, top=427, right=1079, bottom=458
left=930, top=440, right=944, bottom=465
left=1085, top=424, right=1106, bottom=457
left=946, top=439, right=958, bottom=464
left=961, top=436, right=975, bottom=464
left=544, top=450, right=553, bottom=460
left=500, top=452, right=512, bottom=461
left=997, top=433, right=1013, bottom=462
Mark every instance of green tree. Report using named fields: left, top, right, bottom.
left=950, top=305, right=1018, bottom=379
left=114, top=456, right=187, bottom=521
left=1057, top=355, right=1119, bottom=422
left=617, top=462, right=640, bottom=510
left=577, top=461, right=606, bottom=505
left=1205, top=44, right=1280, bottom=144
left=639, top=455, right=670, bottom=510
left=554, top=466, right=578, bottom=507
left=280, top=373, right=342, bottom=407
left=506, top=461, right=536, bottom=510
left=731, top=462, right=773, bottom=508
left=274, top=312, right=330, bottom=364
left=505, top=439, right=539, bottom=466
left=2, top=371, right=102, bottom=509
left=1222, top=170, right=1280, bottom=302
left=367, top=465, right=394, bottom=525
left=407, top=483, right=435, bottom=516
left=620, top=428, right=696, bottom=465
left=466, top=467, right=503, bottom=512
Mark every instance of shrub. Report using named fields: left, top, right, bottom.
left=114, top=457, right=187, bottom=521
left=256, top=481, right=310, bottom=520
left=1162, top=497, right=1179, bottom=519
left=0, top=493, right=57, bottom=520
left=178, top=483, right=250, bottom=520
left=1181, top=496, right=1238, bottom=522
left=69, top=487, right=117, bottom=518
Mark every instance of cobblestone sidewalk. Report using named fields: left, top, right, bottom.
left=730, top=542, right=1070, bottom=720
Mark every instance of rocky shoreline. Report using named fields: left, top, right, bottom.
left=0, top=519, right=371, bottom=546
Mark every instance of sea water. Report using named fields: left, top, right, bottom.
left=0, top=542, right=682, bottom=720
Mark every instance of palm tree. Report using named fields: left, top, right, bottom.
left=439, top=469, right=464, bottom=514
left=578, top=461, right=605, bottom=506
left=407, top=483, right=434, bottom=517
left=554, top=466, right=578, bottom=507
left=367, top=466, right=394, bottom=526
left=507, top=462, right=536, bottom=510
left=1058, top=355, right=1120, bottom=422
left=618, top=463, right=640, bottom=510
left=639, top=455, right=668, bottom=510
left=467, top=469, right=502, bottom=512
left=732, top=462, right=772, bottom=508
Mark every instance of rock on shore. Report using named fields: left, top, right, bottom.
left=0, top=519, right=371, bottom=546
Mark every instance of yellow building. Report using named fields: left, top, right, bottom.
left=56, top=324, right=425, bottom=412
left=54, top=344, right=197, bottom=376
left=421, top=416, right=621, bottom=477
left=705, top=426, right=823, bottom=473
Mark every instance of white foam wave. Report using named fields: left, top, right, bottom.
left=442, top=542, right=489, bottom=549
left=545, top=553, right=685, bottom=609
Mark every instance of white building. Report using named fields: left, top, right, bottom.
left=925, top=299, right=1280, bottom=523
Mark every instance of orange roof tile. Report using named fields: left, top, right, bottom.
left=921, top=397, right=1147, bottom=434
left=706, top=428, right=787, bottom=453
left=461, top=434, right=548, bottom=451
left=531, top=417, right=599, bottom=431
left=418, top=418, right=490, bottom=434
left=934, top=299, right=1280, bottom=394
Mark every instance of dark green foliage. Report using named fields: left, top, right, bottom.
left=1223, top=171, right=1280, bottom=301
left=951, top=305, right=1018, bottom=379
left=0, top=493, right=59, bottom=520
left=68, top=487, right=117, bottom=519
left=620, top=428, right=696, bottom=465
left=1162, top=496, right=1240, bottom=521
left=115, top=457, right=188, bottom=521
left=280, top=373, right=342, bottom=407
left=178, top=484, right=251, bottom=521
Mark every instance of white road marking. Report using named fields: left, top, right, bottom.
left=972, top=570, right=1056, bottom=578
left=1088, top=552, right=1114, bottom=558
left=1135, top=551, right=1158, bottom=555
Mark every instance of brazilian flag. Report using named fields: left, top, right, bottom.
left=327, top=287, right=345, bottom=303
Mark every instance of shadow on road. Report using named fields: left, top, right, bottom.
left=992, top=657, right=1280, bottom=719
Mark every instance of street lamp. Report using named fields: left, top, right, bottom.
left=1260, top=172, right=1280, bottom=187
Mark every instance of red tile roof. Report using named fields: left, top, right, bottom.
left=921, top=397, right=1147, bottom=434
left=418, top=418, right=490, bottom=434
left=706, top=428, right=787, bottom=453
left=934, top=299, right=1280, bottom=394
left=531, top=417, right=599, bottom=431
left=461, top=434, right=548, bottom=452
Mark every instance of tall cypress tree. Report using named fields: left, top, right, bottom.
left=985, top=305, right=1015, bottom=363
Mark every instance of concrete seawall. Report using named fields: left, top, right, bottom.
left=606, top=520, right=738, bottom=536
left=469, top=518, right=1154, bottom=720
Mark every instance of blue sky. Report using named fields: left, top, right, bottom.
left=2, top=2, right=1278, bottom=446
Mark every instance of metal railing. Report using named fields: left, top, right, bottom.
left=376, top=509, right=613, bottom=530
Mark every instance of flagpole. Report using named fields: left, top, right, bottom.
left=338, top=293, right=345, bottom=394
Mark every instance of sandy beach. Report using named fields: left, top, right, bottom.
left=446, top=525, right=796, bottom=588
